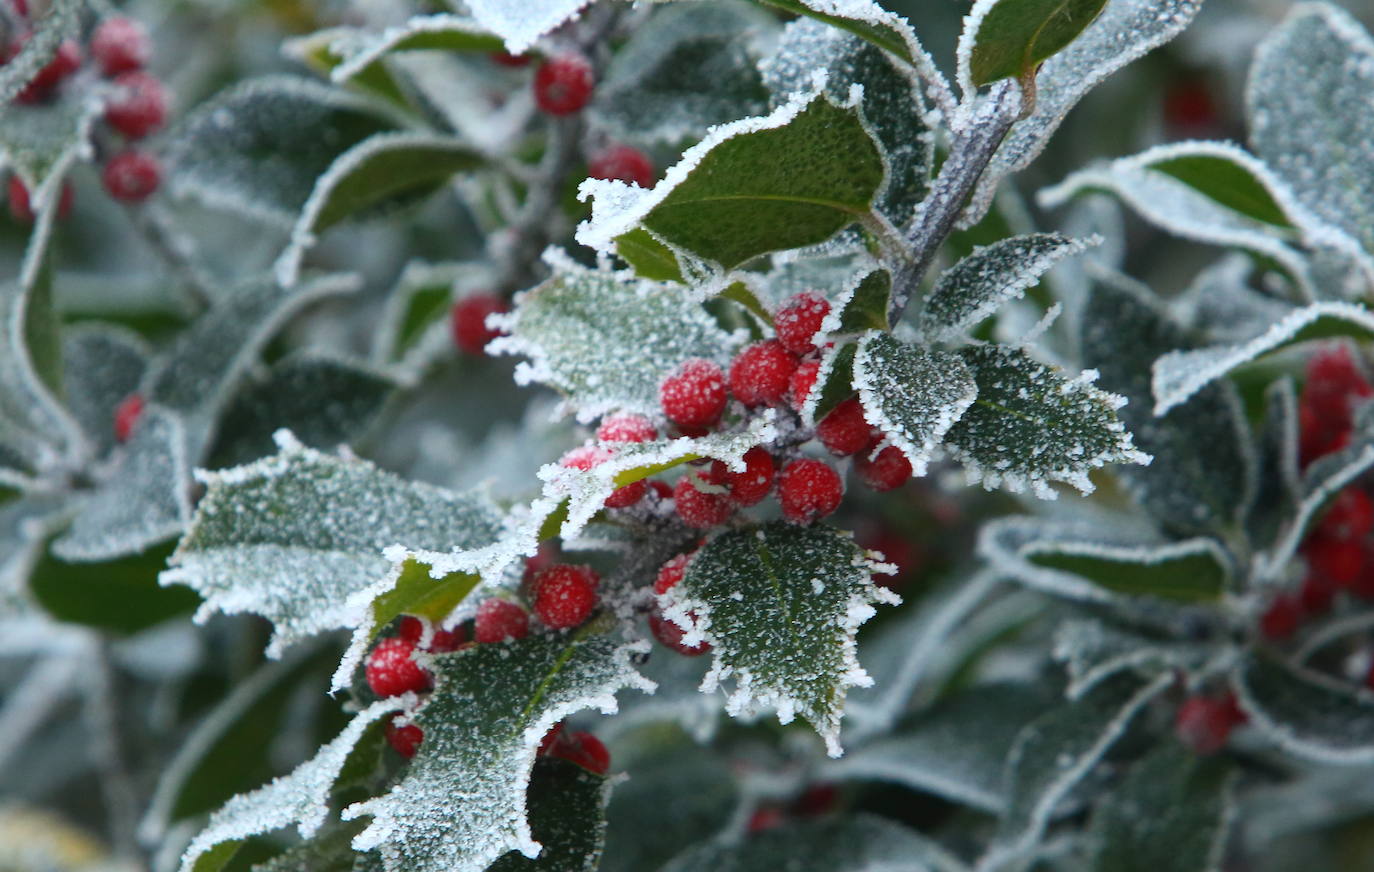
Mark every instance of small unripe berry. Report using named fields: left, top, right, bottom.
left=660, top=358, right=727, bottom=430
left=549, top=729, right=610, bottom=774
left=365, top=637, right=431, bottom=698
left=102, top=150, right=161, bottom=202
left=778, top=458, right=843, bottom=524
left=8, top=176, right=73, bottom=222
left=588, top=144, right=655, bottom=188
left=654, top=552, right=693, bottom=594
left=1174, top=693, right=1244, bottom=755
left=385, top=716, right=423, bottom=758
left=816, top=397, right=871, bottom=457
left=561, top=444, right=646, bottom=509
left=91, top=17, right=151, bottom=76
left=13, top=38, right=82, bottom=103
left=1259, top=593, right=1301, bottom=641
left=530, top=563, right=599, bottom=630
left=715, top=446, right=774, bottom=507
left=674, top=467, right=733, bottom=529
left=774, top=291, right=830, bottom=355
left=450, top=293, right=508, bottom=356
left=533, top=53, right=594, bottom=116
left=104, top=71, right=168, bottom=140
left=856, top=443, right=911, bottom=492
left=729, top=340, right=797, bottom=408
left=113, top=393, right=145, bottom=442
left=649, top=611, right=710, bottom=656
left=474, top=598, right=530, bottom=643
left=596, top=413, right=656, bottom=444
left=789, top=357, right=821, bottom=412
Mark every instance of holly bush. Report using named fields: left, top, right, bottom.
left=7, top=0, right=1374, bottom=869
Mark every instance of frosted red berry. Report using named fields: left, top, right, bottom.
left=397, top=615, right=424, bottom=643
left=654, top=552, right=692, bottom=594
left=8, top=177, right=72, bottom=222
left=1299, top=345, right=1373, bottom=465
left=91, top=17, right=151, bottom=76
left=674, top=467, right=733, bottom=529
left=1175, top=693, right=1244, bottom=755
left=104, top=71, right=167, bottom=140
left=102, top=151, right=161, bottom=202
left=14, top=38, right=82, bottom=103
left=385, top=716, right=423, bottom=758
left=429, top=626, right=467, bottom=652
left=774, top=291, right=830, bottom=355
left=561, top=444, right=646, bottom=509
left=649, top=611, right=710, bottom=656
left=588, top=144, right=655, bottom=188
left=113, top=393, right=145, bottom=442
left=597, top=413, right=656, bottom=444
left=1305, top=536, right=1364, bottom=587
left=856, top=443, right=911, bottom=492
left=789, top=357, right=821, bottom=412
left=1317, top=488, right=1374, bottom=541
left=715, top=446, right=774, bottom=507
left=533, top=53, right=594, bottom=116
left=474, top=598, right=530, bottom=643
left=450, top=293, right=508, bottom=356
left=1299, top=570, right=1336, bottom=615
left=660, top=358, right=728, bottom=430
left=1259, top=593, right=1302, bottom=641
left=530, top=563, right=599, bottom=630
left=365, top=637, right=431, bottom=698
left=816, top=397, right=871, bottom=457
left=729, top=340, right=797, bottom=408
left=778, top=458, right=843, bottom=524
left=549, top=730, right=610, bottom=774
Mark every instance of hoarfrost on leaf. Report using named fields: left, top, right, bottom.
left=320, top=15, right=503, bottom=89
left=1233, top=654, right=1374, bottom=765
left=464, top=0, right=593, bottom=55
left=957, top=0, right=1111, bottom=93
left=58, top=325, right=150, bottom=459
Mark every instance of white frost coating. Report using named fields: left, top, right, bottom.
left=327, top=15, right=492, bottom=85
left=797, top=340, right=850, bottom=428
left=465, top=0, right=592, bottom=54
left=816, top=264, right=888, bottom=338
left=1153, top=301, right=1374, bottom=416
left=1233, top=656, right=1374, bottom=766
left=1052, top=620, right=1211, bottom=701
left=953, top=0, right=1001, bottom=102
left=178, top=699, right=396, bottom=872
left=1257, top=439, right=1374, bottom=584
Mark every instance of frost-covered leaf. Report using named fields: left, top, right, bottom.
left=463, top=0, right=590, bottom=54
left=488, top=256, right=737, bottom=422
left=964, top=0, right=1204, bottom=224
left=825, top=268, right=892, bottom=335
left=52, top=405, right=192, bottom=562
left=1054, top=620, right=1212, bottom=700
left=980, top=516, right=1232, bottom=604
left=662, top=814, right=968, bottom=872
left=1248, top=4, right=1374, bottom=261
left=1153, top=301, right=1374, bottom=416
left=1233, top=654, right=1374, bottom=765
left=275, top=134, right=482, bottom=287
left=578, top=90, right=887, bottom=273
left=58, top=325, right=150, bottom=459
left=668, top=522, right=898, bottom=757
left=1088, top=743, right=1234, bottom=872
left=372, top=261, right=492, bottom=370
left=921, top=233, right=1095, bottom=340
left=1146, top=142, right=1295, bottom=228
left=321, top=15, right=504, bottom=90
left=594, top=2, right=772, bottom=145
left=30, top=540, right=198, bottom=635
left=345, top=631, right=652, bottom=872
left=853, top=332, right=977, bottom=476
left=614, top=229, right=685, bottom=284
left=800, top=339, right=857, bottom=426
left=959, top=0, right=1110, bottom=90
left=169, top=77, right=396, bottom=225
left=0, top=0, right=81, bottom=106
left=1248, top=378, right=1302, bottom=550
left=1082, top=271, right=1257, bottom=535
left=488, top=758, right=610, bottom=872
left=0, top=86, right=101, bottom=205
left=179, top=699, right=395, bottom=872
left=943, top=344, right=1148, bottom=498
left=162, top=433, right=505, bottom=656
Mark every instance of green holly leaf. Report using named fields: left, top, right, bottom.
left=1234, top=653, right=1374, bottom=764
left=960, top=0, right=1111, bottom=89
left=488, top=758, right=610, bottom=872
left=1148, top=143, right=1294, bottom=228
left=828, top=268, right=892, bottom=335
left=59, top=325, right=150, bottom=458
left=614, top=229, right=684, bottom=284
left=29, top=539, right=198, bottom=634
left=319, top=15, right=505, bottom=90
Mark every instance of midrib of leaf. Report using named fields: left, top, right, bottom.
left=973, top=396, right=1039, bottom=426
left=515, top=620, right=605, bottom=728
left=1021, top=1, right=1076, bottom=75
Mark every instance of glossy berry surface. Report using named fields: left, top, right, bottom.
left=113, top=393, right=145, bottom=442
left=856, top=443, right=912, bottom=492
left=365, top=637, right=431, bottom=698
left=91, top=17, right=151, bottom=76
left=1175, top=693, right=1245, bottom=755
left=8, top=177, right=73, bottom=222
left=654, top=552, right=692, bottom=594
left=674, top=467, right=733, bottom=529
left=596, top=413, right=656, bottom=444
left=789, top=357, right=821, bottom=411
left=649, top=612, right=710, bottom=656
left=729, top=340, right=797, bottom=408
left=474, top=598, right=530, bottom=643
left=588, top=144, right=654, bottom=188
left=548, top=730, right=610, bottom=774
left=774, top=291, right=830, bottom=355
left=105, top=71, right=168, bottom=140
left=816, top=397, right=872, bottom=457
left=778, top=458, right=843, bottom=524
left=533, top=54, right=594, bottom=116
left=385, top=717, right=423, bottom=758
left=102, top=151, right=161, bottom=202
left=450, top=293, right=508, bottom=356
left=530, top=564, right=599, bottom=630
left=660, top=358, right=727, bottom=430
left=716, top=446, right=774, bottom=506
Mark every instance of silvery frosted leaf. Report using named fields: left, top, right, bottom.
left=943, top=344, right=1148, bottom=499
left=487, top=255, right=738, bottom=423
left=488, top=758, right=611, bottom=872
left=162, top=432, right=505, bottom=657
left=921, top=233, right=1096, bottom=340
left=666, top=522, right=899, bottom=757
left=1082, top=270, right=1258, bottom=535
left=1247, top=378, right=1301, bottom=551
left=0, top=86, right=101, bottom=209
left=463, top=0, right=592, bottom=54
left=1088, top=743, right=1234, bottom=872
left=743, top=246, right=874, bottom=315
left=1233, top=654, right=1374, bottom=765
left=957, top=0, right=1110, bottom=92
left=0, top=0, right=81, bottom=105
left=319, top=15, right=502, bottom=90
left=345, top=632, right=653, bottom=872
left=178, top=699, right=395, bottom=872
left=52, top=406, right=193, bottom=562
left=1053, top=619, right=1212, bottom=700
left=249, top=823, right=370, bottom=872
left=373, top=261, right=492, bottom=371
left=594, top=2, right=773, bottom=145
left=852, top=331, right=977, bottom=477
left=1174, top=255, right=1295, bottom=344
left=0, top=493, right=69, bottom=601
left=962, top=0, right=1204, bottom=225
left=58, top=325, right=150, bottom=459
left=762, top=18, right=933, bottom=226
left=661, top=814, right=968, bottom=872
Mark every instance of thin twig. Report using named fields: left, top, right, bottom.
left=86, top=640, right=147, bottom=869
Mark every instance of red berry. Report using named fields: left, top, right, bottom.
left=748, top=807, right=784, bottom=833
left=857, top=525, right=921, bottom=589
left=1305, top=536, right=1365, bottom=587
left=13, top=37, right=81, bottom=103
left=648, top=479, right=673, bottom=500
left=660, top=358, right=728, bottom=430
left=596, top=413, right=656, bottom=444
left=1174, top=693, right=1244, bottom=755
left=588, top=144, right=655, bottom=188
left=104, top=71, right=167, bottom=140
left=1162, top=79, right=1218, bottom=131
left=561, top=444, right=646, bottom=509
left=778, top=458, right=843, bottom=524
left=385, top=716, right=423, bottom=758
left=365, top=637, right=431, bottom=698
left=450, top=293, right=508, bottom=356
left=530, top=563, right=599, bottom=630
left=715, top=446, right=774, bottom=507
left=1259, top=593, right=1302, bottom=641
left=474, top=598, right=530, bottom=643
left=533, top=53, right=594, bottom=116
left=792, top=783, right=839, bottom=816
left=397, top=615, right=424, bottom=643
left=90, top=17, right=151, bottom=76
left=538, top=722, right=564, bottom=755
left=8, top=177, right=73, bottom=223
left=729, top=340, right=797, bottom=408
left=789, top=357, right=821, bottom=412
left=856, top=443, right=911, bottom=491
left=654, top=552, right=692, bottom=594
left=648, top=611, right=710, bottom=656
left=549, top=730, right=610, bottom=774
left=1299, top=570, right=1336, bottom=615
left=1317, top=488, right=1374, bottom=541
left=102, top=150, right=161, bottom=202
left=774, top=291, right=830, bottom=355
left=491, top=51, right=531, bottom=67
left=113, top=393, right=145, bottom=442
left=816, top=397, right=871, bottom=457
left=1299, top=345, right=1373, bottom=465
left=674, top=467, right=733, bottom=529
left=429, top=626, right=467, bottom=652
left=10, top=0, right=26, bottom=17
